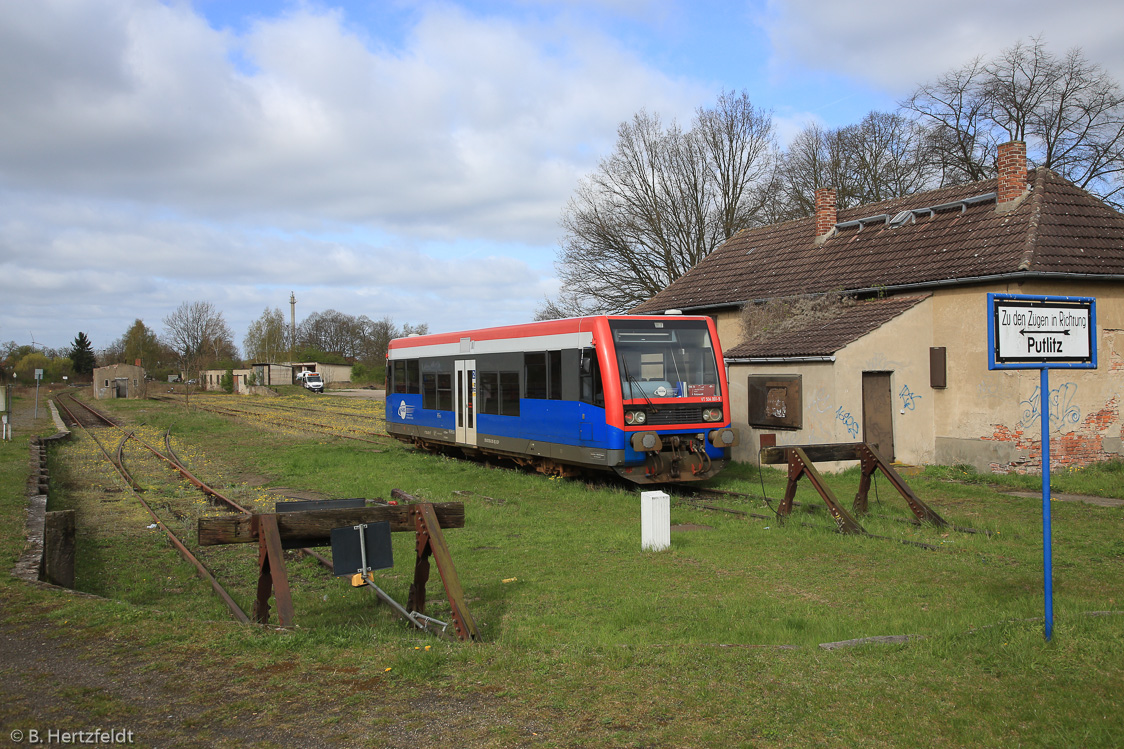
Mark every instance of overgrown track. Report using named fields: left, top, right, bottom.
left=53, top=394, right=251, bottom=622
left=63, top=393, right=439, bottom=633
left=150, top=393, right=396, bottom=444
left=676, top=485, right=952, bottom=551
left=56, top=392, right=120, bottom=429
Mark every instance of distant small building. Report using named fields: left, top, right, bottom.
left=252, top=363, right=293, bottom=388
left=93, top=364, right=146, bottom=400
left=288, top=362, right=352, bottom=386
left=199, top=368, right=253, bottom=394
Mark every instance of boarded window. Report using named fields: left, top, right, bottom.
left=747, top=375, right=802, bottom=429
left=929, top=347, right=947, bottom=389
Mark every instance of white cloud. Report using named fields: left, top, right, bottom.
left=0, top=0, right=709, bottom=349
left=0, top=1, right=703, bottom=243
left=764, top=0, right=1124, bottom=95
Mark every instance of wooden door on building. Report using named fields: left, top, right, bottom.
left=862, top=372, right=894, bottom=461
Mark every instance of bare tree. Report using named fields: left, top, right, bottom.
left=904, top=37, right=1124, bottom=207
left=773, top=122, right=853, bottom=218
left=846, top=111, right=944, bottom=203
left=904, top=55, right=995, bottom=183
left=297, top=309, right=365, bottom=359
left=552, top=90, right=777, bottom=314
left=162, top=301, right=237, bottom=392
left=775, top=112, right=946, bottom=219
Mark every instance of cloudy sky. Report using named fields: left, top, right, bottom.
left=2, top=0, right=1123, bottom=354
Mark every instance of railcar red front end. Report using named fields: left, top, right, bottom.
left=384, top=315, right=738, bottom=483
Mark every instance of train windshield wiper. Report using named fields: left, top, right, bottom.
left=620, top=358, right=657, bottom=412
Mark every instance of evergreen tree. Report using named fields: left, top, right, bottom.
left=69, top=332, right=96, bottom=376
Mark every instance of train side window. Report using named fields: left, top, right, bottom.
left=579, top=348, right=603, bottom=407
left=437, top=372, right=453, bottom=411
left=524, top=353, right=547, bottom=399
left=500, top=372, right=520, bottom=416
left=422, top=372, right=437, bottom=409
left=479, top=372, right=499, bottom=415
left=479, top=371, right=519, bottom=416
left=406, top=360, right=420, bottom=394
left=548, top=351, right=562, bottom=400
left=392, top=360, right=407, bottom=394
left=422, top=360, right=452, bottom=410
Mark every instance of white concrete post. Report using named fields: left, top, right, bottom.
left=641, top=490, right=670, bottom=551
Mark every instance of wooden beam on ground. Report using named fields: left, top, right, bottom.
left=761, top=442, right=866, bottom=465
left=197, top=502, right=465, bottom=548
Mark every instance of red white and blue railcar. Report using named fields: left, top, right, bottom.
left=385, top=315, right=739, bottom=483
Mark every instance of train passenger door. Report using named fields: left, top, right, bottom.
left=455, top=359, right=477, bottom=446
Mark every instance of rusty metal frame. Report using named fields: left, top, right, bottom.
left=216, top=500, right=479, bottom=640
left=764, top=442, right=947, bottom=534
left=776, top=447, right=865, bottom=534
left=407, top=503, right=480, bottom=642
left=252, top=514, right=294, bottom=626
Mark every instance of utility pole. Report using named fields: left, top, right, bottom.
left=289, top=291, right=297, bottom=364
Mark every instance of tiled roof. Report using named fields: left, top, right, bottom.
left=725, top=295, right=929, bottom=359
left=633, top=169, right=1124, bottom=314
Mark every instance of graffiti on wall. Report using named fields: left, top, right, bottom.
left=835, top=405, right=860, bottom=438
left=898, top=384, right=922, bottom=411
left=864, top=352, right=906, bottom=370
left=806, top=387, right=860, bottom=440
left=977, top=381, right=1001, bottom=400
left=1019, top=382, right=1081, bottom=432
left=811, top=387, right=833, bottom=414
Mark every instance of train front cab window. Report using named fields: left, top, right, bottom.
left=579, top=348, right=604, bottom=407
left=609, top=319, right=720, bottom=399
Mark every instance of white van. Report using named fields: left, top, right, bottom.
left=296, top=371, right=324, bottom=393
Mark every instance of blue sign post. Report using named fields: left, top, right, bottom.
left=987, top=294, right=1097, bottom=641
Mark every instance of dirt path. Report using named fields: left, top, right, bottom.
left=0, top=587, right=536, bottom=748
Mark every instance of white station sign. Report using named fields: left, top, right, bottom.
left=989, top=295, right=1096, bottom=367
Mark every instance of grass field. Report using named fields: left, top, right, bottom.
left=2, top=387, right=1123, bottom=747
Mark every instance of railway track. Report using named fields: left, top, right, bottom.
left=55, top=393, right=420, bottom=630
left=150, top=393, right=396, bottom=445
left=54, top=394, right=251, bottom=622
left=677, top=484, right=989, bottom=550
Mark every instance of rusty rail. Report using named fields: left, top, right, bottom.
left=55, top=397, right=250, bottom=623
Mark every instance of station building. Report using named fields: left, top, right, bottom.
left=93, top=363, right=146, bottom=400
left=634, top=142, right=1124, bottom=473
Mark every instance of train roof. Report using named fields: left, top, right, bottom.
left=387, top=314, right=716, bottom=353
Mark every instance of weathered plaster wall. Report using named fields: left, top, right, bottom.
left=933, top=280, right=1124, bottom=473
left=721, top=281, right=1123, bottom=473
left=92, top=364, right=146, bottom=400
left=727, top=299, right=936, bottom=470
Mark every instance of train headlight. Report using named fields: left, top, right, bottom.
left=625, top=410, right=647, bottom=426
left=702, top=407, right=723, bottom=422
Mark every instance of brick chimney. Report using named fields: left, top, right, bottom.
left=996, top=140, right=1028, bottom=212
left=814, top=188, right=837, bottom=244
